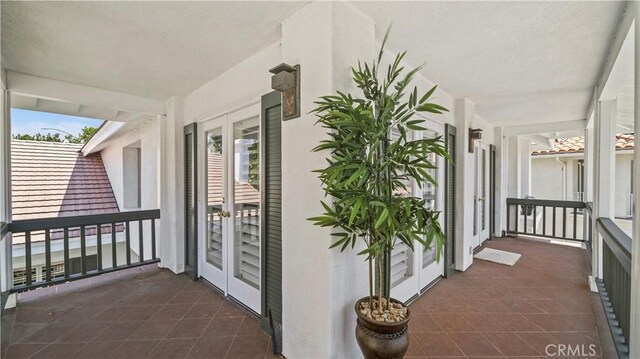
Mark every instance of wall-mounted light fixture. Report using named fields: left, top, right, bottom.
left=269, top=63, right=300, bottom=121
left=469, top=128, right=483, bottom=153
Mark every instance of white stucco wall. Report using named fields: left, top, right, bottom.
left=107, top=2, right=498, bottom=357
left=99, top=118, right=160, bottom=260
left=532, top=152, right=633, bottom=217
left=183, top=42, right=280, bottom=124
left=615, top=152, right=634, bottom=217
left=531, top=156, right=565, bottom=200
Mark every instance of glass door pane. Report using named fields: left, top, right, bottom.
left=422, top=129, right=438, bottom=269
left=206, top=128, right=224, bottom=269
left=233, top=117, right=261, bottom=289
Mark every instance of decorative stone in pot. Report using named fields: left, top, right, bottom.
left=354, top=297, right=411, bottom=359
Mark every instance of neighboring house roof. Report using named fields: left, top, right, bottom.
left=532, top=134, right=634, bottom=156
left=207, top=153, right=260, bottom=206
left=11, top=140, right=121, bottom=243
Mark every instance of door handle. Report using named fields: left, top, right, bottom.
left=216, top=211, right=231, bottom=218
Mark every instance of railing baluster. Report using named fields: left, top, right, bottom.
left=138, top=219, right=144, bottom=262
left=45, top=229, right=51, bottom=282
left=562, top=207, right=567, bottom=239
left=532, top=205, right=537, bottom=235
left=25, top=231, right=32, bottom=286
left=523, top=204, right=528, bottom=234
left=542, top=206, right=546, bottom=236
left=552, top=207, right=556, bottom=237
left=125, top=221, right=131, bottom=265
left=8, top=210, right=160, bottom=293
left=64, top=227, right=70, bottom=278
left=112, top=223, right=117, bottom=268
left=97, top=225, right=103, bottom=271
left=151, top=218, right=156, bottom=260
left=573, top=206, right=578, bottom=240
left=80, top=225, right=87, bottom=275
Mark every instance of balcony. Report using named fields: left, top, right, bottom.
left=1, top=264, right=275, bottom=359
left=0, top=235, right=615, bottom=359
left=407, top=237, right=616, bottom=358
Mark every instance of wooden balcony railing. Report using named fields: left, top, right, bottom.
left=506, top=198, right=586, bottom=241
left=506, top=198, right=630, bottom=358
left=596, top=218, right=631, bottom=358
left=8, top=209, right=160, bottom=293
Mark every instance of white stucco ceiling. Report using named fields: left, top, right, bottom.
left=1, top=1, right=625, bottom=127
left=352, top=1, right=626, bottom=126
left=1, top=1, right=308, bottom=101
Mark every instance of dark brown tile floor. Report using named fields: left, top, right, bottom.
left=1, top=237, right=618, bottom=359
left=406, top=237, right=618, bottom=358
left=1, top=265, right=277, bottom=359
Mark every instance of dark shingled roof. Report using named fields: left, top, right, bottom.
left=11, top=140, right=122, bottom=244
left=11, top=140, right=120, bottom=220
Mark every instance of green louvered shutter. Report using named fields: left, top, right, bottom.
left=184, top=123, right=198, bottom=280
left=260, top=92, right=283, bottom=331
left=444, top=124, right=456, bottom=278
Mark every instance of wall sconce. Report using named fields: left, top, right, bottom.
left=469, top=128, right=482, bottom=153
left=269, top=63, right=300, bottom=121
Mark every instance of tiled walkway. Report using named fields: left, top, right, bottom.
left=1, top=265, right=275, bottom=359
left=1, top=237, right=618, bottom=359
left=406, top=237, right=617, bottom=358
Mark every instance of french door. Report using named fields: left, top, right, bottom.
left=198, top=104, right=261, bottom=314
left=473, top=142, right=491, bottom=248
left=391, top=118, right=446, bottom=302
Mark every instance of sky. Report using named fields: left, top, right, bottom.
left=11, top=109, right=104, bottom=137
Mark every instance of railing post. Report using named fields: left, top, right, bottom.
left=594, top=99, right=616, bottom=280
left=629, top=4, right=640, bottom=356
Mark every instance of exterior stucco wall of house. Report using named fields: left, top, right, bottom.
left=99, top=118, right=160, bottom=259
left=531, top=156, right=566, bottom=200
left=532, top=152, right=633, bottom=218
left=100, top=119, right=159, bottom=212
left=615, top=152, right=634, bottom=218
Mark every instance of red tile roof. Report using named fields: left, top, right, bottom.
left=11, top=140, right=120, bottom=220
left=532, top=134, right=634, bottom=155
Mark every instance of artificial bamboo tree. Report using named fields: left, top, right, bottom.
left=309, top=28, right=449, bottom=314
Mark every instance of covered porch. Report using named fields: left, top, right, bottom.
left=0, top=1, right=639, bottom=358
left=1, top=264, right=274, bottom=359
left=0, top=238, right=614, bottom=359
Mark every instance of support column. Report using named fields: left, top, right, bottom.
left=454, top=98, right=475, bottom=270
left=280, top=3, right=373, bottom=357
left=629, top=7, right=640, bottom=357
left=584, top=126, right=594, bottom=202
left=0, top=88, right=12, bottom=294
left=519, top=137, right=532, bottom=197
left=593, top=99, right=616, bottom=279
left=494, top=127, right=506, bottom=236
left=505, top=136, right=521, bottom=198
left=158, top=98, right=184, bottom=273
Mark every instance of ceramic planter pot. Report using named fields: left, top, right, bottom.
left=354, top=297, right=410, bottom=359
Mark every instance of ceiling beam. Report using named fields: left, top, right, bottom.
left=503, top=119, right=587, bottom=136
left=7, top=71, right=165, bottom=116
left=586, top=1, right=635, bottom=117
left=526, top=134, right=554, bottom=150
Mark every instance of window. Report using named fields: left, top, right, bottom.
left=123, top=142, right=141, bottom=209
left=13, top=267, right=37, bottom=286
